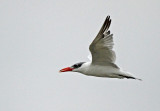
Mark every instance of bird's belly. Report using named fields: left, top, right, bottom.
left=84, top=65, right=120, bottom=78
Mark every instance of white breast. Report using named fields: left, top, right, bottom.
left=76, top=62, right=121, bottom=78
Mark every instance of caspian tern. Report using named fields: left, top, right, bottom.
left=60, top=16, right=141, bottom=80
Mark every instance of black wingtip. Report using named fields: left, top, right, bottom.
left=103, top=16, right=111, bottom=32
left=96, top=15, right=112, bottom=38
left=107, top=15, right=110, bottom=18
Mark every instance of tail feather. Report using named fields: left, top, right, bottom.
left=117, top=74, right=142, bottom=81
left=134, top=77, right=142, bottom=81
left=126, top=76, right=142, bottom=81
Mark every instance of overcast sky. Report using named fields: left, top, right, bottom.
left=0, top=0, right=160, bottom=111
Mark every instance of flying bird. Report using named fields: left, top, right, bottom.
left=60, top=16, right=141, bottom=80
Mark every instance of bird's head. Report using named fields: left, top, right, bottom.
left=59, top=62, right=85, bottom=73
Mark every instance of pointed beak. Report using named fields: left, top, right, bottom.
left=59, top=67, right=73, bottom=72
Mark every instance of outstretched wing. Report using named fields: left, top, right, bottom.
left=89, top=16, right=116, bottom=66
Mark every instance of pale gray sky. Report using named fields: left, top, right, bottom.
left=0, top=0, right=160, bottom=111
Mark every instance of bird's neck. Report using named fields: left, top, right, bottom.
left=76, top=62, right=91, bottom=74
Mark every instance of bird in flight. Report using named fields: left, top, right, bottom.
left=60, top=16, right=141, bottom=80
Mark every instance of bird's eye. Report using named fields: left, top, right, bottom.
left=71, top=64, right=79, bottom=68
left=71, top=62, right=85, bottom=69
left=74, top=64, right=78, bottom=68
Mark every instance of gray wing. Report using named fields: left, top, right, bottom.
left=89, top=16, right=117, bottom=67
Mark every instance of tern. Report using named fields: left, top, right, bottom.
left=60, top=16, right=141, bottom=80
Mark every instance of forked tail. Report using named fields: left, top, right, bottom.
left=118, top=74, right=142, bottom=81
left=117, top=71, right=142, bottom=81
left=126, top=76, right=142, bottom=81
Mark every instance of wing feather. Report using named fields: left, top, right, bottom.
left=89, top=16, right=117, bottom=66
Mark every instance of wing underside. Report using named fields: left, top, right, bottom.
left=89, top=16, right=117, bottom=66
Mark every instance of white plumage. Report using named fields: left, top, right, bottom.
left=60, top=16, right=141, bottom=80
